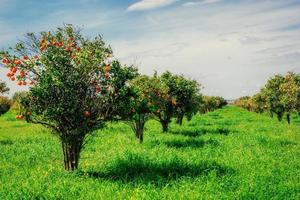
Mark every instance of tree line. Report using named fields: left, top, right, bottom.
left=0, top=25, right=227, bottom=171
left=234, top=72, right=300, bottom=124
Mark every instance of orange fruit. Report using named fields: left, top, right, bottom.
left=104, top=65, right=111, bottom=72
left=83, top=111, right=91, bottom=117
left=19, top=71, right=25, bottom=78
left=14, top=60, right=22, bottom=65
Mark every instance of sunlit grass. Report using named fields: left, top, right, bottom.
left=0, top=106, right=299, bottom=199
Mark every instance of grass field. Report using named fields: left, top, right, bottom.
left=0, top=106, right=299, bottom=199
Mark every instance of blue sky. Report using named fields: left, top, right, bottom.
left=1, top=0, right=300, bottom=99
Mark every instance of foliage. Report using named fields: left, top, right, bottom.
left=0, top=79, right=9, bottom=95
left=120, top=75, right=169, bottom=142
left=235, top=72, right=300, bottom=124
left=161, top=71, right=202, bottom=125
left=10, top=91, right=28, bottom=112
left=200, top=96, right=227, bottom=113
left=0, top=96, right=11, bottom=116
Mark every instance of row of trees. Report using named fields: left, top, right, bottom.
left=0, top=25, right=226, bottom=171
left=234, top=72, right=300, bottom=124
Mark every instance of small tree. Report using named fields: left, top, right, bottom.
left=161, top=71, right=201, bottom=125
left=0, top=25, right=132, bottom=171
left=279, top=72, right=300, bottom=124
left=264, top=75, right=285, bottom=121
left=121, top=75, right=169, bottom=142
left=251, top=92, right=266, bottom=113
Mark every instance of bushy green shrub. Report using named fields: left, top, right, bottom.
left=0, top=96, right=11, bottom=116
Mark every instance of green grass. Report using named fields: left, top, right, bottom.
left=0, top=106, right=299, bottom=199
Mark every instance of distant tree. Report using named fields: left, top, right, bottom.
left=251, top=92, right=266, bottom=113
left=0, top=97, right=11, bottom=116
left=0, top=80, right=10, bottom=116
left=0, top=25, right=133, bottom=171
left=161, top=71, right=201, bottom=125
left=264, top=75, right=285, bottom=121
left=0, top=80, right=9, bottom=95
left=120, top=75, right=169, bottom=142
left=279, top=72, right=300, bottom=124
left=234, top=96, right=251, bottom=111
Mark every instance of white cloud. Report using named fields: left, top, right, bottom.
left=127, top=0, right=178, bottom=11
left=112, top=0, right=300, bottom=99
left=183, top=0, right=223, bottom=7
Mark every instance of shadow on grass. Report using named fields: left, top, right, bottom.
left=171, top=127, right=230, bottom=137
left=79, top=153, right=235, bottom=185
left=151, top=138, right=219, bottom=149
left=0, top=139, right=13, bottom=145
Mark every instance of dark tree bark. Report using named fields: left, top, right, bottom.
left=61, top=138, right=84, bottom=171
left=131, top=115, right=145, bottom=143
left=277, top=112, right=283, bottom=121
left=286, top=113, right=291, bottom=124
left=161, top=120, right=169, bottom=133
left=176, top=114, right=184, bottom=126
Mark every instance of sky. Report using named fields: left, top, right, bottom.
left=0, top=0, right=300, bottom=99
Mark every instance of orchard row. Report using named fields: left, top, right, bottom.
left=0, top=25, right=226, bottom=171
left=234, top=72, right=300, bottom=124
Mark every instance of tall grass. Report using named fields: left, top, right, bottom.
left=0, top=106, right=299, bottom=199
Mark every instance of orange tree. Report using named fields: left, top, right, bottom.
left=263, top=75, right=285, bottom=121
left=0, top=25, right=135, bottom=171
left=161, top=71, right=202, bottom=125
left=279, top=72, right=300, bottom=124
left=120, top=75, right=169, bottom=143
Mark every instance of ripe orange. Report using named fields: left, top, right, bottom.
left=17, top=81, right=22, bottom=86
left=20, top=71, right=25, bottom=78
left=6, top=72, right=12, bottom=77
left=12, top=67, right=18, bottom=73
left=14, top=60, right=22, bottom=65
left=83, top=111, right=91, bottom=117
left=104, top=65, right=111, bottom=72
left=22, top=81, right=27, bottom=86
left=105, top=73, right=110, bottom=79
left=2, top=58, right=8, bottom=64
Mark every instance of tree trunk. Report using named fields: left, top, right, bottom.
left=139, top=128, right=144, bottom=143
left=286, top=113, right=291, bottom=124
left=161, top=121, right=169, bottom=133
left=176, top=114, right=184, bottom=126
left=132, top=118, right=145, bottom=143
left=62, top=140, right=82, bottom=171
left=277, top=112, right=283, bottom=121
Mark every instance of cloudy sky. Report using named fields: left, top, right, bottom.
left=0, top=0, right=300, bottom=99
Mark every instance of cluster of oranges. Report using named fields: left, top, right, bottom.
left=39, top=36, right=81, bottom=54
left=15, top=115, right=24, bottom=120
left=3, top=57, right=34, bottom=86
